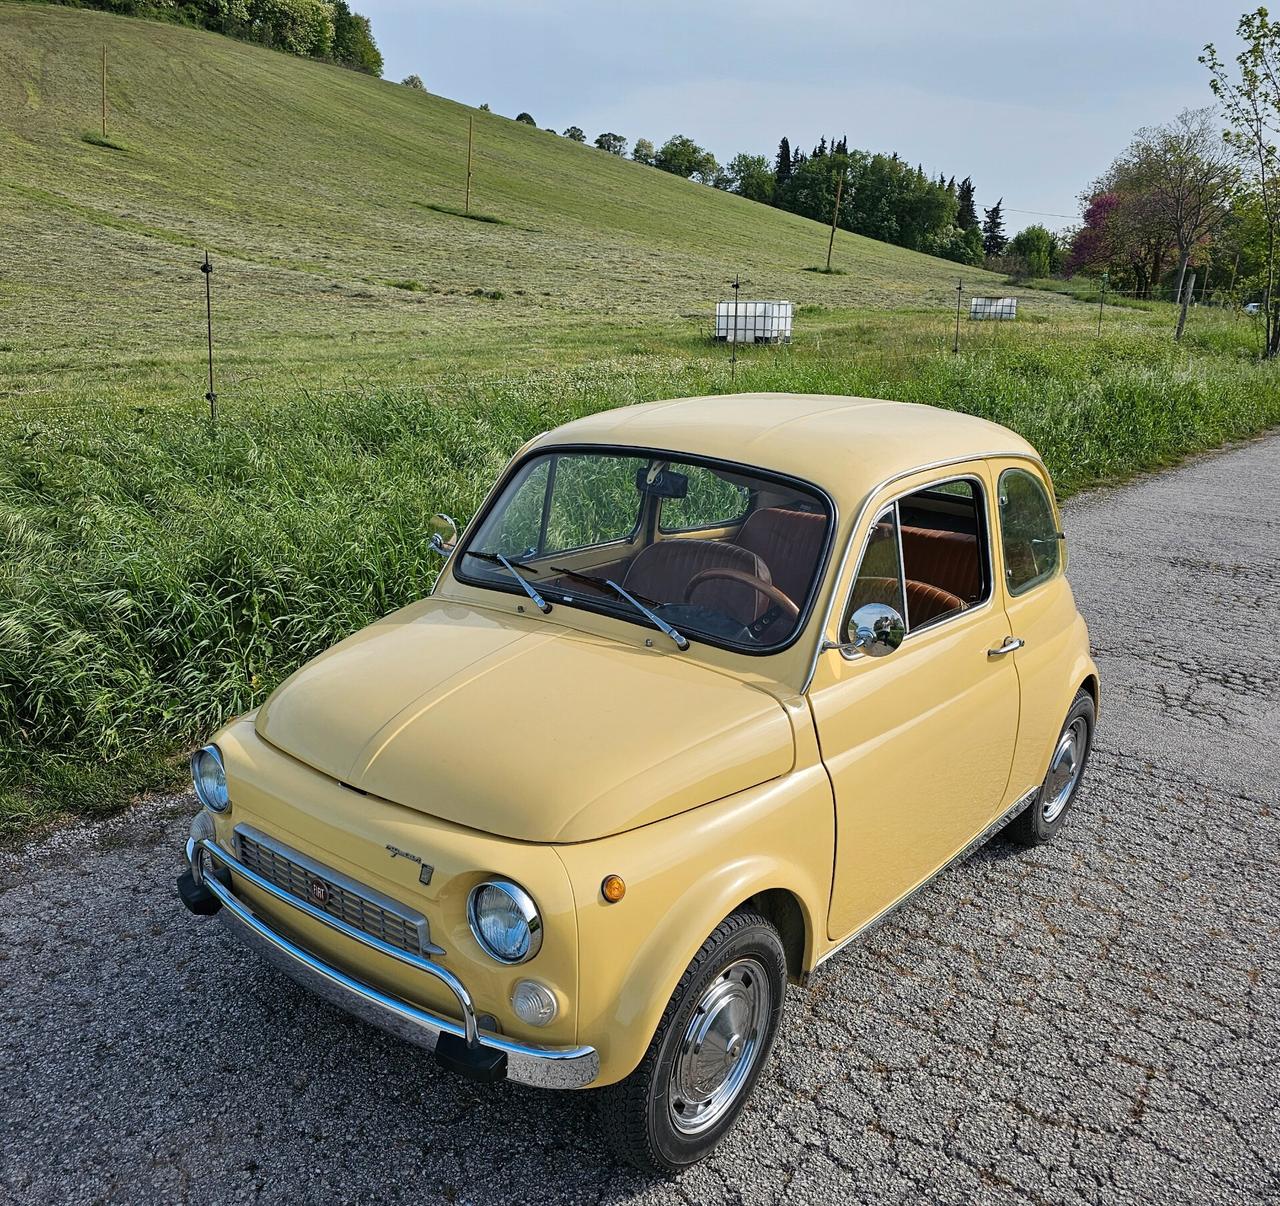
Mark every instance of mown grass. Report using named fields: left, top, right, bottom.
left=1, top=3, right=1077, bottom=414
left=4, top=315, right=1279, bottom=838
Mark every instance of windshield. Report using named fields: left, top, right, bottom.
left=455, top=448, right=833, bottom=653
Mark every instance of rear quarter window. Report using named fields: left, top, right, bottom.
left=999, top=468, right=1061, bottom=595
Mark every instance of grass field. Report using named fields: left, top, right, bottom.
left=2, top=5, right=1279, bottom=836
left=0, top=2, right=1081, bottom=412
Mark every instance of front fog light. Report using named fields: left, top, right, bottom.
left=511, top=979, right=558, bottom=1027
left=191, top=745, right=229, bottom=812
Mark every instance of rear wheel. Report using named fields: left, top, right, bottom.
left=600, top=910, right=786, bottom=1174
left=1008, top=688, right=1095, bottom=846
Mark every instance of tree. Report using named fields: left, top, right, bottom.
left=956, top=177, right=978, bottom=230
left=1204, top=9, right=1280, bottom=356
left=594, top=132, right=627, bottom=156
left=632, top=138, right=656, bottom=165
left=562, top=126, right=585, bottom=142
left=726, top=153, right=775, bottom=203
left=401, top=73, right=424, bottom=89
left=1122, top=109, right=1237, bottom=339
left=774, top=137, right=792, bottom=191
left=515, top=112, right=536, bottom=125
left=654, top=134, right=710, bottom=178
left=330, top=1, right=382, bottom=75
left=982, top=198, right=1007, bottom=256
left=246, top=0, right=335, bottom=58
left=1008, top=224, right=1057, bottom=278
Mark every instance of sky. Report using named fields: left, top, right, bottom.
left=360, top=1, right=1251, bottom=233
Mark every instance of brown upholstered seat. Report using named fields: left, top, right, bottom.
left=622, top=540, right=772, bottom=624
left=851, top=576, right=966, bottom=627
left=734, top=507, right=827, bottom=606
left=899, top=526, right=983, bottom=603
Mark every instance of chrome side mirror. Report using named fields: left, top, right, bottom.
left=848, top=603, right=905, bottom=656
left=428, top=513, right=459, bottom=556
left=823, top=602, right=906, bottom=658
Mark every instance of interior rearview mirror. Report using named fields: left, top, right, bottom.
left=428, top=513, right=459, bottom=556
left=843, top=603, right=905, bottom=657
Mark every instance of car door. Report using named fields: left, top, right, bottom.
left=809, top=464, right=1021, bottom=941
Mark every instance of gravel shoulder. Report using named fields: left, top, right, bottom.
left=2, top=435, right=1278, bottom=1205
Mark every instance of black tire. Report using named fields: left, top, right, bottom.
left=1007, top=688, right=1095, bottom=847
left=600, top=909, right=787, bottom=1175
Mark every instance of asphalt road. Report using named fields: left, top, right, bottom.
left=3, top=434, right=1278, bottom=1205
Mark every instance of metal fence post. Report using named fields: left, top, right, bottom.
left=953, top=279, right=963, bottom=354
left=201, top=250, right=216, bottom=422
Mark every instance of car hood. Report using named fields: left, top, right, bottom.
left=255, top=599, right=795, bottom=842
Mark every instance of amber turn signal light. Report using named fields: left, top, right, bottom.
left=601, top=874, right=626, bottom=903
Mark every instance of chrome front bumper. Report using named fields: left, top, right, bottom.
left=183, top=836, right=599, bottom=1090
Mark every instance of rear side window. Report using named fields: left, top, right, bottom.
left=659, top=464, right=751, bottom=532
left=999, top=468, right=1061, bottom=595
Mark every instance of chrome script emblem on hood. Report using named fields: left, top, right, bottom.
left=386, top=844, right=434, bottom=886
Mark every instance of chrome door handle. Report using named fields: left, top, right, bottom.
left=988, top=636, right=1024, bottom=658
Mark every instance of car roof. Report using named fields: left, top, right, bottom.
left=534, top=393, right=1041, bottom=509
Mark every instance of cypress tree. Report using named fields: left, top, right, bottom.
left=982, top=198, right=1007, bottom=255
left=956, top=177, right=978, bottom=230
left=775, top=137, right=792, bottom=189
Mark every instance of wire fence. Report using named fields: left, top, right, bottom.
left=1, top=253, right=1270, bottom=423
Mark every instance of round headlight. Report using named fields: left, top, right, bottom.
left=191, top=745, right=229, bottom=813
left=467, top=880, right=542, bottom=964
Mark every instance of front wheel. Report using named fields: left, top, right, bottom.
left=1007, top=688, right=1095, bottom=846
left=600, top=910, right=787, bottom=1174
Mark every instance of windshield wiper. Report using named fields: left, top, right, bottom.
left=548, top=565, right=662, bottom=609
left=606, top=579, right=688, bottom=650
left=547, top=564, right=685, bottom=649
left=464, top=550, right=550, bottom=613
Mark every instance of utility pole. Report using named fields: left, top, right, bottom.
left=953, top=278, right=963, bottom=354
left=465, top=115, right=474, bottom=214
left=825, top=173, right=844, bottom=272
left=101, top=45, right=107, bottom=138
left=201, top=251, right=216, bottom=422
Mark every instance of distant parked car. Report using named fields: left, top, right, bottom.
left=178, top=394, right=1099, bottom=1173
left=1244, top=301, right=1262, bottom=315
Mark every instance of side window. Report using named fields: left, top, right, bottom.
left=897, top=477, right=989, bottom=628
left=998, top=468, right=1061, bottom=595
left=660, top=464, right=751, bottom=532
left=543, top=454, right=646, bottom=553
left=847, top=477, right=990, bottom=638
left=849, top=507, right=906, bottom=618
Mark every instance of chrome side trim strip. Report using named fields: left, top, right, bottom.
left=187, top=838, right=600, bottom=1089
left=802, top=450, right=1048, bottom=692
left=814, top=785, right=1040, bottom=969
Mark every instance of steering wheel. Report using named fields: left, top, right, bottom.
left=684, top=567, right=800, bottom=620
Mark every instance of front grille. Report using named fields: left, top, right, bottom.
left=235, top=826, right=429, bottom=956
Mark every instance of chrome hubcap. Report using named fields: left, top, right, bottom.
left=1042, top=717, right=1088, bottom=823
left=668, top=957, right=771, bottom=1135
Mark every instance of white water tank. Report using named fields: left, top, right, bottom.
left=715, top=300, right=793, bottom=343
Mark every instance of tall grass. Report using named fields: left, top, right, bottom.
left=3, top=331, right=1278, bottom=836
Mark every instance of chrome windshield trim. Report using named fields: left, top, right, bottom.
left=186, top=837, right=600, bottom=1088
left=802, top=450, right=1048, bottom=692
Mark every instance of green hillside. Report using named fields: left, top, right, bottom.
left=0, top=2, right=1061, bottom=409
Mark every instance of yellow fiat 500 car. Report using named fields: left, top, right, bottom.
left=179, top=394, right=1098, bottom=1173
